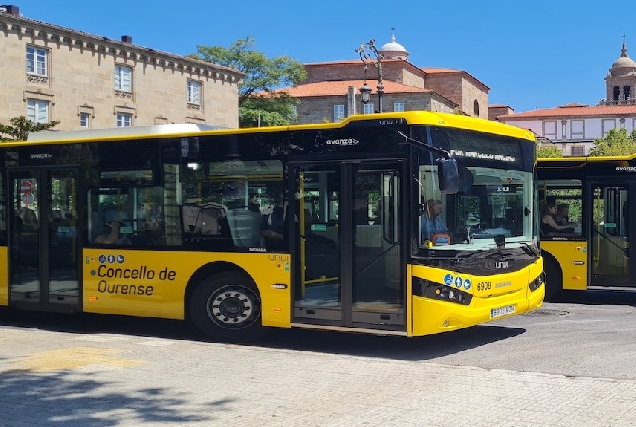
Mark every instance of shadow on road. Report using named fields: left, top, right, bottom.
left=248, top=324, right=525, bottom=361
left=552, top=287, right=636, bottom=306
left=0, top=369, right=231, bottom=426
left=0, top=308, right=525, bottom=361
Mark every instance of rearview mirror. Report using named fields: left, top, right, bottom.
left=437, top=158, right=459, bottom=194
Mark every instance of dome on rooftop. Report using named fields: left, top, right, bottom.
left=610, top=41, right=636, bottom=76
left=379, top=31, right=409, bottom=60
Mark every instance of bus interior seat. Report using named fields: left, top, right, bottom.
left=226, top=208, right=262, bottom=248
left=103, top=209, right=130, bottom=226
left=102, top=210, right=131, bottom=238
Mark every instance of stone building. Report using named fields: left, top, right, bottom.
left=497, top=40, right=636, bottom=156
left=0, top=5, right=243, bottom=131
left=282, top=33, right=490, bottom=124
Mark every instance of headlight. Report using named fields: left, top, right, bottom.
left=413, top=277, right=472, bottom=305
left=529, top=272, right=545, bottom=292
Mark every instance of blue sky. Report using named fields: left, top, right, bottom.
left=11, top=0, right=636, bottom=113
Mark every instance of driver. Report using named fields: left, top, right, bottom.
left=421, top=199, right=448, bottom=242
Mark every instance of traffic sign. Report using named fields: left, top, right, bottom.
left=20, top=181, right=33, bottom=193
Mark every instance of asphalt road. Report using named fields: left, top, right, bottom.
left=2, top=288, right=636, bottom=426
left=2, top=286, right=636, bottom=379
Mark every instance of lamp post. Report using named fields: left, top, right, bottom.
left=356, top=39, right=384, bottom=113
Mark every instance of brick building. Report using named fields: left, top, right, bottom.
left=283, top=33, right=490, bottom=124
left=497, top=40, right=636, bottom=156
left=0, top=5, right=243, bottom=131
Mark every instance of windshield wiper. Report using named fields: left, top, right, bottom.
left=518, top=241, right=540, bottom=257
left=396, top=130, right=452, bottom=159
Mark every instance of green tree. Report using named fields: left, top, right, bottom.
left=589, top=128, right=636, bottom=156
left=0, top=116, right=60, bottom=141
left=190, top=37, right=307, bottom=128
left=537, top=145, right=563, bottom=158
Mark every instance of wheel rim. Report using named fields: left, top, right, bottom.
left=206, top=285, right=260, bottom=329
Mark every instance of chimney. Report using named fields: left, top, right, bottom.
left=0, top=5, right=20, bottom=15
left=121, top=35, right=133, bottom=44
left=347, top=86, right=357, bottom=117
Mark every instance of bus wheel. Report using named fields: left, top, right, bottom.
left=189, top=272, right=261, bottom=340
left=543, top=257, right=562, bottom=301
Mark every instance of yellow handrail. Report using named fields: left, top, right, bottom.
left=299, top=172, right=306, bottom=298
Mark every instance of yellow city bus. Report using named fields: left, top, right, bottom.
left=538, top=154, right=636, bottom=299
left=0, top=111, right=544, bottom=338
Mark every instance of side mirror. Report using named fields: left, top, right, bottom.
left=437, top=158, right=459, bottom=194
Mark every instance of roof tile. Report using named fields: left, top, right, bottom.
left=280, top=80, right=434, bottom=97
left=502, top=104, right=636, bottom=119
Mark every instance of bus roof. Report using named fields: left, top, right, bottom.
left=538, top=153, right=636, bottom=164
left=21, top=111, right=535, bottom=146
left=26, top=123, right=228, bottom=142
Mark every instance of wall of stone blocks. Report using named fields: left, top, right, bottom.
left=401, top=68, right=425, bottom=88
left=424, top=74, right=463, bottom=112
left=461, top=79, right=488, bottom=120
left=306, top=62, right=424, bottom=87
left=296, top=93, right=457, bottom=125
left=306, top=64, right=364, bottom=83
left=488, top=106, right=514, bottom=121
left=424, top=73, right=488, bottom=119
left=297, top=96, right=351, bottom=124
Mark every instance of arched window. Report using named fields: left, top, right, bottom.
left=624, top=86, right=631, bottom=100
left=473, top=100, right=480, bottom=116
left=613, top=86, right=620, bottom=101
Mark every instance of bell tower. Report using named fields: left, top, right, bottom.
left=605, top=37, right=636, bottom=105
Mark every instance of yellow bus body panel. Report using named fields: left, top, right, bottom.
left=410, top=258, right=544, bottom=336
left=0, top=247, right=7, bottom=306
left=82, top=249, right=291, bottom=328
left=541, top=241, right=588, bottom=291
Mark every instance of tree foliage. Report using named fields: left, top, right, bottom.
left=537, top=145, right=563, bottom=158
left=190, top=37, right=307, bottom=128
left=589, top=128, right=636, bottom=156
left=0, top=116, right=60, bottom=142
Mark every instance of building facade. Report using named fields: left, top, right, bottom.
left=0, top=5, right=243, bottom=131
left=283, top=34, right=490, bottom=124
left=497, top=41, right=636, bottom=156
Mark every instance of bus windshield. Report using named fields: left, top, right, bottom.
left=414, top=125, right=537, bottom=253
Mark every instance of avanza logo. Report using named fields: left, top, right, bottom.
left=325, top=138, right=359, bottom=146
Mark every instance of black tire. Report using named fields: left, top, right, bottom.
left=189, top=271, right=262, bottom=340
left=543, top=256, right=563, bottom=302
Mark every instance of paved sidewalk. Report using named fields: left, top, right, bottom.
left=1, top=325, right=635, bottom=427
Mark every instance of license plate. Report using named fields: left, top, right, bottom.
left=490, top=304, right=515, bottom=318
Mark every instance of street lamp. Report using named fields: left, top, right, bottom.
left=355, top=39, right=384, bottom=113
left=359, top=82, right=371, bottom=104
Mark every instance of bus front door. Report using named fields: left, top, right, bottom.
left=291, top=161, right=405, bottom=332
left=8, top=169, right=81, bottom=309
left=589, top=182, right=634, bottom=287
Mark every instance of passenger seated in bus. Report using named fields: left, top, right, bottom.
left=261, top=196, right=286, bottom=248
left=541, top=202, right=576, bottom=236
left=95, top=210, right=131, bottom=245
left=554, top=204, right=572, bottom=226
